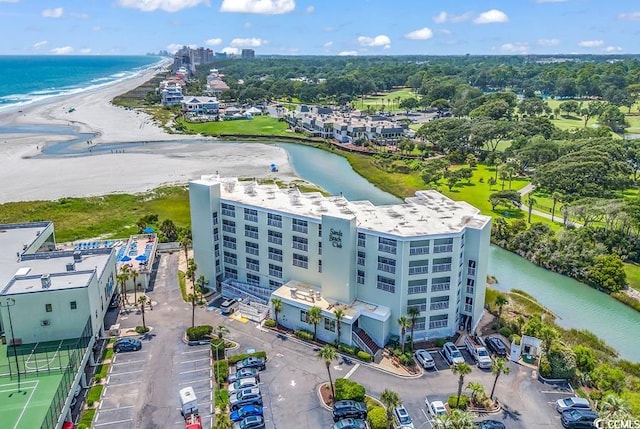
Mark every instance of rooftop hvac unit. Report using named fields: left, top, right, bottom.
left=66, top=262, right=75, bottom=272
left=73, top=251, right=82, bottom=262
left=41, top=274, right=51, bottom=289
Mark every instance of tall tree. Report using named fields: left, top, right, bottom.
left=550, top=192, right=563, bottom=223
left=333, top=308, right=345, bottom=345
left=466, top=381, right=486, bottom=405
left=160, top=219, right=179, bottom=242
left=540, top=325, right=560, bottom=354
left=397, top=316, right=411, bottom=352
left=117, top=265, right=130, bottom=305
left=380, top=389, right=401, bottom=429
left=179, top=230, right=192, bottom=262
left=215, top=325, right=230, bottom=340
left=271, top=298, right=282, bottom=327
left=307, top=306, right=322, bottom=341
left=186, top=258, right=198, bottom=290
left=318, top=345, right=338, bottom=402
left=137, top=295, right=148, bottom=330
left=526, top=194, right=537, bottom=224
left=451, top=363, right=473, bottom=408
left=129, top=267, right=139, bottom=303
left=494, top=294, right=508, bottom=327
left=407, top=306, right=421, bottom=351
left=490, top=358, right=511, bottom=400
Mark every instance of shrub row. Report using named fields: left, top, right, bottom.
left=335, top=378, right=365, bottom=402
left=227, top=351, right=267, bottom=365
left=368, top=407, right=386, bottom=429
left=187, top=325, right=213, bottom=341
left=264, top=318, right=277, bottom=328
left=213, top=360, right=229, bottom=385
left=357, top=351, right=372, bottom=362
left=295, top=330, right=314, bottom=341
left=499, top=327, right=513, bottom=338
left=338, top=343, right=359, bottom=355
left=448, top=394, right=470, bottom=410
left=215, top=388, right=230, bottom=410
left=611, top=291, right=640, bottom=312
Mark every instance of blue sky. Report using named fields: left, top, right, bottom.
left=0, top=0, right=639, bottom=56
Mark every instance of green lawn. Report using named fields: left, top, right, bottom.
left=624, top=263, right=640, bottom=292
left=626, top=113, right=640, bottom=133
left=354, top=88, right=418, bottom=112
left=180, top=116, right=290, bottom=137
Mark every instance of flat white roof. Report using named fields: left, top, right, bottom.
left=8, top=271, right=94, bottom=294
left=193, top=177, right=490, bottom=236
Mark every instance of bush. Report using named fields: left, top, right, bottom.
left=87, top=385, right=104, bottom=404
left=435, top=338, right=448, bottom=348
left=511, top=335, right=521, bottom=346
left=135, top=326, right=150, bottom=334
left=187, top=325, right=213, bottom=341
left=227, top=351, right=267, bottom=365
left=264, top=319, right=277, bottom=328
left=589, top=390, right=603, bottom=401
left=335, top=378, right=366, bottom=402
left=215, top=388, right=230, bottom=410
left=294, top=330, right=314, bottom=341
left=399, top=353, right=413, bottom=366
left=368, top=407, right=387, bottom=429
left=499, top=327, right=513, bottom=338
left=539, top=354, right=552, bottom=378
left=338, top=343, right=359, bottom=355
left=213, top=360, right=229, bottom=385
left=548, top=344, right=577, bottom=379
left=357, top=351, right=372, bottom=362
left=364, top=396, right=381, bottom=411
left=448, top=394, right=470, bottom=410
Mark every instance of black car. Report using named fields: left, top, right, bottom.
left=332, top=400, right=367, bottom=422
left=485, top=336, right=507, bottom=358
left=109, top=293, right=121, bottom=309
left=114, top=338, right=142, bottom=353
left=236, top=357, right=266, bottom=371
left=561, top=409, right=598, bottom=428
left=476, top=420, right=506, bottom=429
left=332, top=418, right=368, bottom=429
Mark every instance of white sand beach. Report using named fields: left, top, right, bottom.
left=0, top=67, right=293, bottom=203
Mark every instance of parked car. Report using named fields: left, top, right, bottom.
left=392, top=405, right=415, bottom=429
left=229, top=368, right=260, bottom=383
left=427, top=400, right=448, bottom=418
left=229, top=388, right=262, bottom=410
left=561, top=409, right=598, bottom=428
left=332, top=400, right=367, bottom=422
left=113, top=338, right=142, bottom=353
left=484, top=337, right=507, bottom=358
left=228, top=377, right=259, bottom=395
left=229, top=404, right=264, bottom=423
left=443, top=342, right=465, bottom=365
left=475, top=420, right=506, bottom=429
left=108, top=293, right=121, bottom=309
left=232, top=415, right=265, bottom=429
left=332, top=418, right=368, bottom=429
left=221, top=298, right=240, bottom=315
left=236, top=357, right=266, bottom=371
left=556, top=397, right=592, bottom=413
left=414, top=349, right=436, bottom=369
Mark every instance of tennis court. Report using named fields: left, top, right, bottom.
left=0, top=374, right=64, bottom=429
left=1, top=339, right=80, bottom=377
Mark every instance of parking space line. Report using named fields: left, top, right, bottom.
left=112, top=359, right=146, bottom=365
left=105, top=381, right=140, bottom=387
left=179, top=368, right=210, bottom=375
left=344, top=364, right=360, bottom=379
left=178, top=378, right=211, bottom=385
left=94, top=418, right=133, bottom=427
left=109, top=369, right=144, bottom=376
left=179, top=357, right=211, bottom=364
left=181, top=349, right=210, bottom=354
left=98, top=405, right=135, bottom=413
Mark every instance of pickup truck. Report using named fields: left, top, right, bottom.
left=463, top=335, right=493, bottom=369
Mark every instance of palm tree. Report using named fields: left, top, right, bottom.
left=333, top=308, right=345, bottom=345
left=539, top=325, right=559, bottom=354
left=466, top=381, right=486, bottom=405
left=441, top=409, right=476, bottom=429
left=307, top=306, right=322, bottom=341
left=187, top=291, right=199, bottom=328
left=398, top=315, right=411, bottom=352
left=598, top=394, right=632, bottom=422
left=451, top=362, right=472, bottom=408
left=186, top=258, right=198, bottom=290
left=527, top=194, right=536, bottom=223
left=137, top=295, right=148, bottom=330
left=490, top=358, right=511, bottom=400
left=215, top=325, right=230, bottom=340
left=179, top=231, right=192, bottom=262
left=271, top=298, right=282, bottom=327
left=129, top=267, right=139, bottom=303
left=116, top=268, right=130, bottom=306
left=380, top=389, right=401, bottom=429
left=494, top=294, right=508, bottom=328
left=318, top=345, right=338, bottom=402
left=407, top=307, right=421, bottom=351
left=551, top=192, right=563, bottom=223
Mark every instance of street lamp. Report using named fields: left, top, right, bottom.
left=0, top=298, right=21, bottom=393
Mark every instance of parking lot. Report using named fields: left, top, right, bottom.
left=171, top=344, right=213, bottom=428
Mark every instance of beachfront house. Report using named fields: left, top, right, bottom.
left=181, top=96, right=220, bottom=115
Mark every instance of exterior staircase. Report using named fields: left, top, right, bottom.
left=353, top=327, right=382, bottom=362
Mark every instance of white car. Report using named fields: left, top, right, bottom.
left=414, top=349, right=435, bottom=369
left=392, top=405, right=414, bottom=429
left=228, top=377, right=259, bottom=395
left=443, top=342, right=465, bottom=365
left=427, top=400, right=448, bottom=418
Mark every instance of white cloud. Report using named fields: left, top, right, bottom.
left=357, top=34, right=391, bottom=49
left=538, top=38, right=560, bottom=46
left=436, top=29, right=452, bottom=35
left=51, top=46, right=74, bottom=54
left=117, top=0, right=209, bottom=12
left=338, top=51, right=358, bottom=56
left=474, top=9, right=509, bottom=24
left=70, top=12, right=89, bottom=19
left=500, top=42, right=528, bottom=54
left=0, top=0, right=21, bottom=3
left=305, top=5, right=314, bottom=14
left=619, top=12, right=640, bottom=21
left=244, top=21, right=253, bottom=28
left=405, top=27, right=433, bottom=40
left=166, top=43, right=195, bottom=54
left=92, top=25, right=102, bottom=32
left=323, top=41, right=333, bottom=48
left=230, top=37, right=266, bottom=47
left=433, top=11, right=472, bottom=24
left=222, top=46, right=240, bottom=55
left=604, top=46, right=622, bottom=53
left=42, top=7, right=64, bottom=18
left=79, top=48, right=92, bottom=54
left=578, top=40, right=604, bottom=48
left=206, top=38, right=223, bottom=46
left=220, top=0, right=295, bottom=15
left=32, top=40, right=48, bottom=49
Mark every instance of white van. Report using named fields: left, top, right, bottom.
left=220, top=298, right=239, bottom=315
left=179, top=386, right=198, bottom=417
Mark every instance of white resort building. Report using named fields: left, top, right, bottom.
left=189, top=177, right=491, bottom=359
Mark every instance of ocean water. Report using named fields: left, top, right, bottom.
left=0, top=55, right=162, bottom=110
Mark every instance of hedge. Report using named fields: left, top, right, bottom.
left=87, top=385, right=104, bottom=405
left=448, top=394, right=470, bottom=410
left=499, top=327, right=513, bottom=338
left=357, top=351, right=372, bottom=362
left=335, top=378, right=365, bottom=402
left=367, top=407, right=386, bottom=429
left=227, top=351, right=267, bottom=365
left=338, top=343, right=359, bottom=355
left=264, top=319, right=277, bottom=328
left=215, top=388, right=230, bottom=410
left=294, top=330, right=314, bottom=341
left=187, top=325, right=213, bottom=341
left=213, top=360, right=229, bottom=385
left=77, top=410, right=96, bottom=428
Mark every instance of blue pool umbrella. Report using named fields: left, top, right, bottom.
left=120, top=255, right=132, bottom=262
left=143, top=227, right=154, bottom=233
left=135, top=254, right=148, bottom=261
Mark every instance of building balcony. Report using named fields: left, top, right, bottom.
left=430, top=302, right=450, bottom=311
left=292, top=243, right=308, bottom=252
left=244, top=214, right=258, bottom=223
left=431, top=283, right=450, bottom=292
left=268, top=219, right=282, bottom=228
left=268, top=237, right=282, bottom=245
left=409, top=247, right=429, bottom=256
left=222, top=226, right=236, bottom=234
left=378, top=244, right=397, bottom=255
left=245, top=232, right=259, bottom=240
left=432, top=264, right=451, bottom=273
left=292, top=225, right=308, bottom=234
left=464, top=304, right=473, bottom=313
left=221, top=209, right=235, bottom=217
left=433, top=245, right=453, bottom=253
left=429, top=320, right=448, bottom=329
left=408, top=266, right=428, bottom=275
left=377, top=263, right=396, bottom=274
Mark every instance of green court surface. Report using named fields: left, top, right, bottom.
left=0, top=372, right=64, bottom=429
left=1, top=339, right=78, bottom=377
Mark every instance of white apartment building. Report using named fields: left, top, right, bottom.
left=189, top=177, right=491, bottom=358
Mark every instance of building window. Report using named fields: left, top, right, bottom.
left=408, top=260, right=429, bottom=275
left=268, top=247, right=283, bottom=262
left=223, top=236, right=236, bottom=250
left=300, top=310, right=309, bottom=323
left=318, top=260, right=322, bottom=273
left=429, top=314, right=448, bottom=329
left=221, top=203, right=235, bottom=217
left=324, top=317, right=336, bottom=332
left=407, top=298, right=427, bottom=313
left=222, top=219, right=236, bottom=234
left=431, top=277, right=451, bottom=292
left=213, top=227, right=219, bottom=242
left=267, top=213, right=282, bottom=228
left=292, top=236, right=308, bottom=251
left=433, top=238, right=454, bottom=253
left=269, top=280, right=283, bottom=289
left=413, top=317, right=426, bottom=331
left=376, top=275, right=395, bottom=293
left=245, top=225, right=259, bottom=240
left=378, top=237, right=397, bottom=255
left=268, top=230, right=282, bottom=245
left=212, top=211, right=219, bottom=225
left=44, top=303, right=52, bottom=312
left=430, top=296, right=450, bottom=311
left=292, top=219, right=308, bottom=234
left=246, top=257, right=260, bottom=272
left=247, top=273, right=260, bottom=285
left=409, top=239, right=430, bottom=255
left=357, top=232, right=366, bottom=248
left=408, top=279, right=428, bottom=295
left=269, top=264, right=283, bottom=278
left=466, top=278, right=475, bottom=294
left=224, top=267, right=238, bottom=279
left=357, top=270, right=365, bottom=285
left=377, top=256, right=396, bottom=274
left=432, top=257, right=452, bottom=273
left=357, top=251, right=365, bottom=266
left=244, top=208, right=258, bottom=222
left=246, top=241, right=259, bottom=256
left=70, top=301, right=77, bottom=310
left=293, top=253, right=308, bottom=269
left=468, top=259, right=477, bottom=277
left=223, top=251, right=237, bottom=265
left=318, top=224, right=322, bottom=238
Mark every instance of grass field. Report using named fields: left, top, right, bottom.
left=179, top=116, right=290, bottom=137
left=624, top=263, right=640, bottom=292
left=354, top=88, right=418, bottom=112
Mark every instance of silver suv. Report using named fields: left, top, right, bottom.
left=443, top=342, right=465, bottom=365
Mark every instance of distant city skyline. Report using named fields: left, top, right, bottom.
left=1, top=0, right=639, bottom=56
